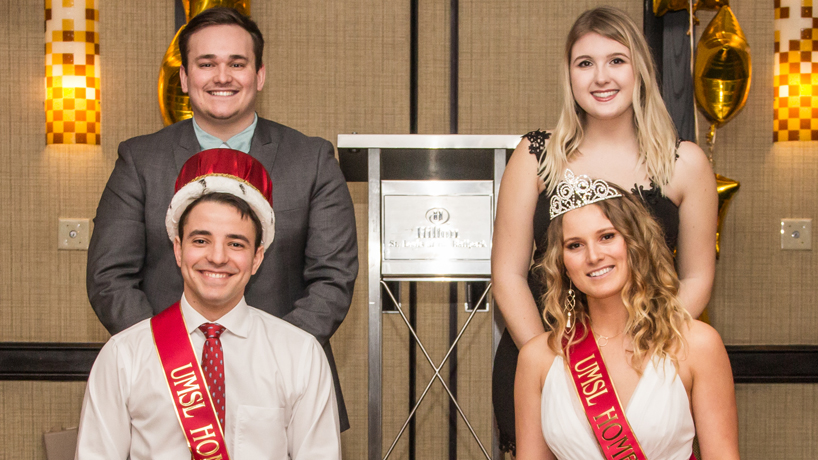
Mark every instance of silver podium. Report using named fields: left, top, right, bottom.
left=337, top=134, right=520, bottom=460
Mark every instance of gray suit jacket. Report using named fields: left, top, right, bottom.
left=87, top=118, right=357, bottom=429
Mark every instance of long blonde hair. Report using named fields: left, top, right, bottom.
left=538, top=187, right=690, bottom=373
left=539, top=6, right=678, bottom=194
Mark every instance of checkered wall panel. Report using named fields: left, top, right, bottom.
left=45, top=0, right=100, bottom=145
left=774, top=0, right=818, bottom=142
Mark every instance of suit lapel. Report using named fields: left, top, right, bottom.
left=172, top=119, right=200, bottom=174
left=249, top=118, right=281, bottom=174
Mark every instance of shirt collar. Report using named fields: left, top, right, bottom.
left=180, top=293, right=251, bottom=339
left=191, top=113, right=258, bottom=154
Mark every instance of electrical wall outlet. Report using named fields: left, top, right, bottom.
left=780, top=218, right=812, bottom=250
left=58, top=218, right=91, bottom=250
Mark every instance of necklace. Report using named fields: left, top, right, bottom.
left=594, top=329, right=625, bottom=347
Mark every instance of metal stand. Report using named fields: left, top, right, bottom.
left=381, top=280, right=492, bottom=459
left=338, top=134, right=518, bottom=460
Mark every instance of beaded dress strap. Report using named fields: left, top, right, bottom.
left=522, top=130, right=550, bottom=160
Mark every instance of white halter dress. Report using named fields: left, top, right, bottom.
left=541, top=355, right=695, bottom=460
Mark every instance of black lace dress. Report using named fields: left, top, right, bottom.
left=491, top=130, right=680, bottom=453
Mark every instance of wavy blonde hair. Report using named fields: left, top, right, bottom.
left=539, top=6, right=678, bottom=194
left=537, top=186, right=690, bottom=373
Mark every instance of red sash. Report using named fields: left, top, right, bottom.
left=151, top=302, right=230, bottom=460
left=562, top=324, right=696, bottom=460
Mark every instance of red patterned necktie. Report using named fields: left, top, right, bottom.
left=199, top=323, right=226, bottom=428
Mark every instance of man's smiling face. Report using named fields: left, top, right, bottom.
left=180, top=24, right=265, bottom=137
left=174, top=200, right=263, bottom=318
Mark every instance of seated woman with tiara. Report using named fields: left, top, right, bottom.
left=514, top=171, right=739, bottom=460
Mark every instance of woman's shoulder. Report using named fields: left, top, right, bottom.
left=517, top=332, right=559, bottom=391
left=518, top=332, right=558, bottom=370
left=674, top=139, right=707, bottom=161
left=672, top=141, right=711, bottom=177
left=665, top=140, right=715, bottom=199
left=681, top=319, right=726, bottom=357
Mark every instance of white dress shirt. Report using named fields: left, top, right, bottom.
left=75, top=295, right=341, bottom=460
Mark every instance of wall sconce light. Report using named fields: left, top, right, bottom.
left=774, top=0, right=816, bottom=142
left=45, top=0, right=100, bottom=145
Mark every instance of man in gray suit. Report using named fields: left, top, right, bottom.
left=86, top=7, right=357, bottom=430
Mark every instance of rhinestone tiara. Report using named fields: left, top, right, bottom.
left=549, top=169, right=623, bottom=219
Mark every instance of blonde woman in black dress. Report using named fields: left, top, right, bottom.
left=490, top=7, right=718, bottom=455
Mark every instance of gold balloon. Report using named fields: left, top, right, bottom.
left=158, top=29, right=190, bottom=126
left=158, top=1, right=252, bottom=126
left=694, top=0, right=729, bottom=11
left=715, top=174, right=740, bottom=259
left=653, top=0, right=689, bottom=16
left=189, top=0, right=249, bottom=18
left=694, top=6, right=751, bottom=127
left=654, top=0, right=731, bottom=16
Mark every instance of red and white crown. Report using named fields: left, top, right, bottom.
left=165, top=148, right=275, bottom=250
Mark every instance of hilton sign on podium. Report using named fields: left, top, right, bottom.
left=381, top=180, right=493, bottom=276
left=337, top=134, right=521, bottom=460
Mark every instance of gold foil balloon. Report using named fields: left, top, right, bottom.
left=654, top=0, right=730, bottom=16
left=158, top=1, right=251, bottom=126
left=694, top=0, right=729, bottom=11
left=694, top=6, right=751, bottom=128
left=653, top=0, right=690, bottom=16
left=158, top=30, right=190, bottom=126
left=190, top=0, right=249, bottom=18
left=715, top=174, right=740, bottom=259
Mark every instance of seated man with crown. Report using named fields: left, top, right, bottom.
left=75, top=149, right=342, bottom=460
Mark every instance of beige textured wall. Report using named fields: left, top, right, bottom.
left=703, top=1, right=818, bottom=455
left=0, top=382, right=87, bottom=459
left=2, top=0, right=817, bottom=459
left=702, top=1, right=818, bottom=345
left=736, top=384, right=818, bottom=458
left=418, top=0, right=451, bottom=133
left=0, top=0, right=407, bottom=458
left=253, top=0, right=410, bottom=142
left=1, top=1, right=173, bottom=458
left=458, top=0, right=643, bottom=134
left=250, top=3, right=410, bottom=458
left=0, top=0, right=127, bottom=344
